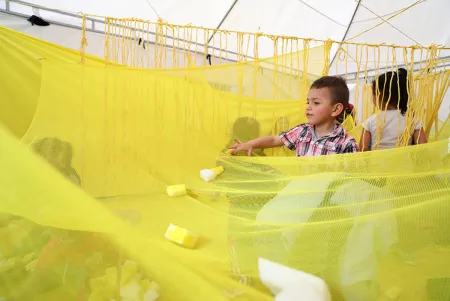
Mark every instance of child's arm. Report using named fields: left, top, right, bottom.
left=413, top=128, right=427, bottom=145
left=229, top=136, right=283, bottom=156
left=342, top=139, right=359, bottom=153
left=359, top=129, right=371, bottom=152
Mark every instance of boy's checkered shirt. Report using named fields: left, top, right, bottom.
left=280, top=123, right=359, bottom=156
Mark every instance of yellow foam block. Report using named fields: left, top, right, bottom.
left=210, top=166, right=224, bottom=175
left=166, top=184, right=187, bottom=197
left=148, top=281, right=160, bottom=292
left=143, top=288, right=159, bottom=301
left=120, top=279, right=141, bottom=299
left=140, top=279, right=151, bottom=291
left=225, top=149, right=234, bottom=156
left=165, top=223, right=199, bottom=249
left=200, top=165, right=225, bottom=182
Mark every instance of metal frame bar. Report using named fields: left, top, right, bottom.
left=0, top=0, right=304, bottom=74
left=2, top=0, right=242, bottom=62
left=206, top=0, right=239, bottom=45
left=0, top=5, right=314, bottom=80
left=329, top=0, right=361, bottom=68
left=345, top=55, right=450, bottom=83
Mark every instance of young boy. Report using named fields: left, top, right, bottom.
left=230, top=76, right=359, bottom=156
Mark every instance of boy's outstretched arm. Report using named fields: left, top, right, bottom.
left=229, top=136, right=283, bottom=156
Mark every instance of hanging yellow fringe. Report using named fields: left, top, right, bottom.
left=79, top=14, right=449, bottom=148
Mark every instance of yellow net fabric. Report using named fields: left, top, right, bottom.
left=0, top=25, right=449, bottom=301
left=0, top=26, right=111, bottom=138
left=96, top=16, right=449, bottom=141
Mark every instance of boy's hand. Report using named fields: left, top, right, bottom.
left=229, top=139, right=253, bottom=156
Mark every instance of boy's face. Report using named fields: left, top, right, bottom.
left=306, top=88, right=343, bottom=125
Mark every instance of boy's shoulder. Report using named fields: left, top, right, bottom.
left=293, top=123, right=314, bottom=133
left=338, top=125, right=357, bottom=141
left=280, top=123, right=311, bottom=136
left=335, top=126, right=359, bottom=152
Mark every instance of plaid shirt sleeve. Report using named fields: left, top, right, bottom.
left=279, top=125, right=307, bottom=150
left=341, top=138, right=359, bottom=153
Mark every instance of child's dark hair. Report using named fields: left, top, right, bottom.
left=310, top=76, right=350, bottom=108
left=372, top=68, right=409, bottom=115
left=31, top=137, right=81, bottom=186
left=223, top=117, right=265, bottom=156
left=32, top=137, right=74, bottom=167
left=232, top=117, right=260, bottom=141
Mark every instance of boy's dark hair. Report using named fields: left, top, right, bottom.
left=31, top=137, right=81, bottom=186
left=223, top=117, right=265, bottom=156
left=372, top=68, right=409, bottom=115
left=310, top=76, right=350, bottom=108
left=232, top=117, right=260, bottom=141
left=32, top=137, right=73, bottom=167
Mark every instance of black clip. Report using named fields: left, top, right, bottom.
left=27, top=15, right=50, bottom=26
left=138, top=38, right=146, bottom=50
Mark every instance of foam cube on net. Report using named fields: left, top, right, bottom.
left=165, top=223, right=199, bottom=249
left=166, top=184, right=187, bottom=197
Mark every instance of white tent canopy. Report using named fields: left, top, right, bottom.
left=2, top=0, right=450, bottom=50
left=2, top=0, right=450, bottom=62
left=2, top=1, right=450, bottom=72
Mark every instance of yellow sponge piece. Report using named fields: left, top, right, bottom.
left=225, top=149, right=234, bottom=156
left=140, top=279, right=151, bottom=291
left=148, top=281, right=160, bottom=292
left=166, top=184, right=187, bottom=197
left=200, top=166, right=225, bottom=182
left=121, top=260, right=140, bottom=285
left=120, top=279, right=141, bottom=299
left=165, top=223, right=199, bottom=249
left=210, top=166, right=224, bottom=175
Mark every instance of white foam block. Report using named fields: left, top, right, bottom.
left=258, top=258, right=331, bottom=301
left=200, top=169, right=216, bottom=182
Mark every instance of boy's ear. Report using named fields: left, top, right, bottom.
left=332, top=103, right=344, bottom=117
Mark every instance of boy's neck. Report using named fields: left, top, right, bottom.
left=313, top=120, right=337, bottom=137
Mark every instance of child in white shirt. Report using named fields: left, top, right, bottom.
left=360, top=68, right=427, bottom=151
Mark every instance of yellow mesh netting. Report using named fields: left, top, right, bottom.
left=95, top=16, right=448, bottom=140
left=0, top=22, right=449, bottom=301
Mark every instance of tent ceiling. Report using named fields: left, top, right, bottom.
left=345, top=0, right=450, bottom=47
left=18, top=0, right=237, bottom=29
